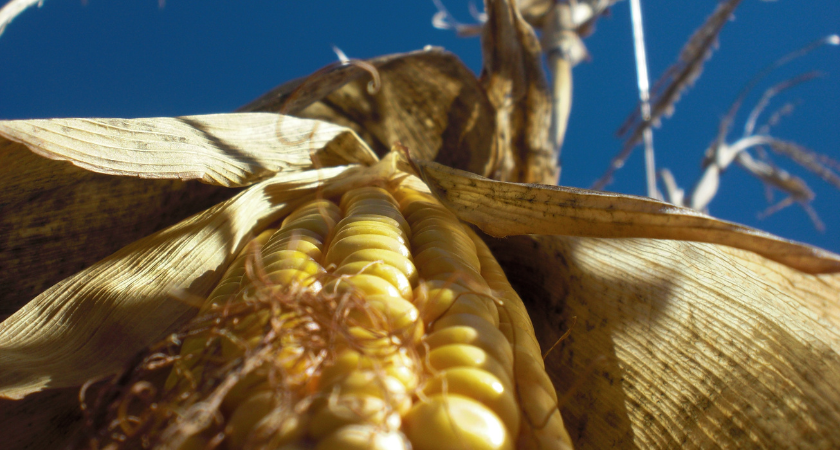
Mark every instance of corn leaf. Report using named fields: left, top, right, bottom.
left=0, top=165, right=360, bottom=400
left=0, top=113, right=377, bottom=318
left=488, top=234, right=840, bottom=448
left=286, top=49, right=499, bottom=178
left=241, top=48, right=445, bottom=116
left=417, top=159, right=840, bottom=274
left=0, top=139, right=236, bottom=319
left=0, top=113, right=377, bottom=187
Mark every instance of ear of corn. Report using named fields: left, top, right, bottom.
left=79, top=182, right=571, bottom=450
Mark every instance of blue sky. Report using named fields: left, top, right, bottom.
left=1, top=1, right=838, bottom=254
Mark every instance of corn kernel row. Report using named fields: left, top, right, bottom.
left=124, top=183, right=564, bottom=450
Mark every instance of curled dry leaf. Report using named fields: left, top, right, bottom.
left=245, top=1, right=556, bottom=186
left=283, top=49, right=499, bottom=179
left=0, top=164, right=363, bottom=400
left=0, top=113, right=377, bottom=187
left=241, top=49, right=437, bottom=116
left=487, top=234, right=840, bottom=449
left=416, top=159, right=840, bottom=274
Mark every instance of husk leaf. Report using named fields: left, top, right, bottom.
left=0, top=164, right=361, bottom=400
left=0, top=113, right=377, bottom=187
left=416, top=159, right=840, bottom=274
left=290, top=49, right=500, bottom=178
left=487, top=234, right=840, bottom=449
left=0, top=139, right=235, bottom=319
left=0, top=113, right=376, bottom=318
left=240, top=49, right=457, bottom=116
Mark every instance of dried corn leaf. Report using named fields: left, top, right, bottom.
left=0, top=113, right=376, bottom=319
left=240, top=49, right=433, bottom=115
left=0, top=113, right=377, bottom=187
left=0, top=140, right=235, bottom=319
left=481, top=0, right=555, bottom=184
left=286, top=49, right=499, bottom=178
left=487, top=234, right=840, bottom=449
left=417, top=160, right=840, bottom=273
left=0, top=165, right=360, bottom=400
left=244, top=6, right=554, bottom=184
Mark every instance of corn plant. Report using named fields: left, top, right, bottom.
left=1, top=1, right=840, bottom=449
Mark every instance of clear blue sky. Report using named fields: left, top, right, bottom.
left=1, top=1, right=838, bottom=254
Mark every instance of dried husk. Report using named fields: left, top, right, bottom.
left=3, top=147, right=840, bottom=449
left=415, top=159, right=840, bottom=274
left=245, top=48, right=501, bottom=179
left=0, top=164, right=362, bottom=400
left=0, top=114, right=376, bottom=318
left=0, top=139, right=234, bottom=319
left=487, top=234, right=840, bottom=449
left=6, top=149, right=839, bottom=448
left=242, top=0, right=557, bottom=186
left=0, top=113, right=377, bottom=187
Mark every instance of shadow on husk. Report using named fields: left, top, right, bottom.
left=487, top=233, right=840, bottom=449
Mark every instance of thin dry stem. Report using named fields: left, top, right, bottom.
left=595, top=0, right=744, bottom=191
left=0, top=0, right=42, bottom=38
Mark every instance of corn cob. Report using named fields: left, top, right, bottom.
left=80, top=183, right=568, bottom=450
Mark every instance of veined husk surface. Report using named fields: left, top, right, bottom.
left=1, top=0, right=840, bottom=449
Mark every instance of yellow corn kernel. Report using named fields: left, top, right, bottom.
left=339, top=186, right=401, bottom=210
left=338, top=248, right=418, bottom=286
left=343, top=294, right=422, bottom=337
left=205, top=228, right=276, bottom=307
left=315, top=425, right=407, bottom=450
left=414, top=281, right=499, bottom=326
left=421, top=367, right=520, bottom=437
left=324, top=274, right=403, bottom=298
left=324, top=234, right=412, bottom=267
left=307, top=395, right=401, bottom=439
left=412, top=246, right=488, bottom=288
left=102, top=184, right=567, bottom=450
left=334, top=261, right=413, bottom=299
left=226, top=391, right=276, bottom=448
left=331, top=221, right=408, bottom=245
left=404, top=394, right=513, bottom=450
left=425, top=344, right=514, bottom=393
left=411, top=226, right=480, bottom=269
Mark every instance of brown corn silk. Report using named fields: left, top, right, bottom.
left=71, top=180, right=572, bottom=450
